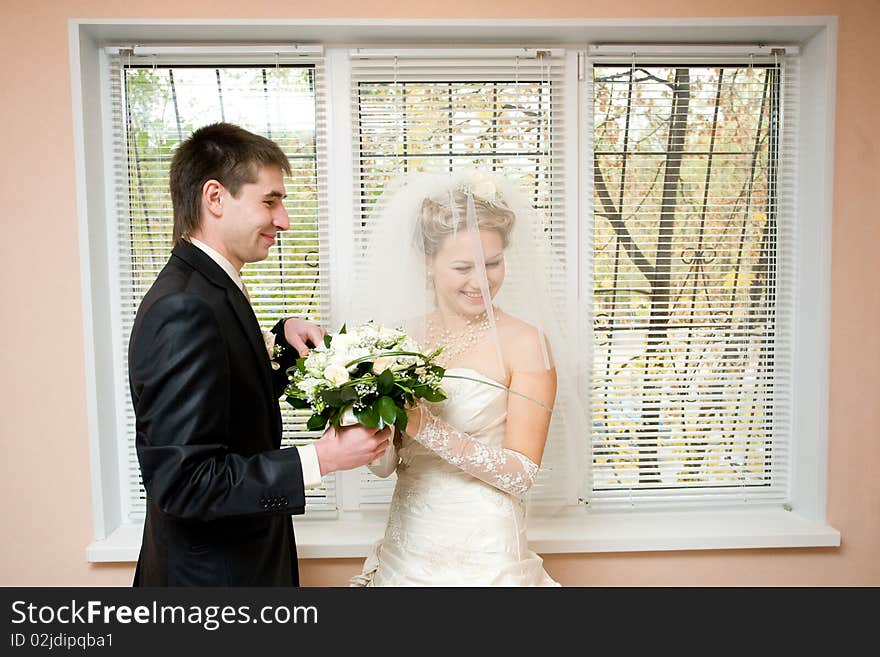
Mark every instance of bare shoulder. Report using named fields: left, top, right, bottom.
left=498, top=313, right=555, bottom=372
left=498, top=313, right=539, bottom=342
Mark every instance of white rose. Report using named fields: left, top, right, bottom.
left=330, top=333, right=357, bottom=355
left=349, top=346, right=371, bottom=362
left=472, top=179, right=496, bottom=200
left=361, top=323, right=380, bottom=339
left=262, top=329, right=275, bottom=353
left=373, top=356, right=395, bottom=374
left=402, top=338, right=422, bottom=352
left=323, top=364, right=350, bottom=386
left=261, top=331, right=280, bottom=369
left=298, top=377, right=323, bottom=400
left=379, top=326, right=400, bottom=342
left=305, top=351, right=328, bottom=377
left=459, top=171, right=497, bottom=201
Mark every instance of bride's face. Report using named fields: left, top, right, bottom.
left=429, top=228, right=505, bottom=316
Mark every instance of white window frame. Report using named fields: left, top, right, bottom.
left=70, top=18, right=840, bottom=562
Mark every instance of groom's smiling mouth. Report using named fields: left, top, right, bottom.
left=260, top=232, right=276, bottom=246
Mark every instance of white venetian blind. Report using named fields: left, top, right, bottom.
left=105, top=46, right=336, bottom=519
left=349, top=47, right=570, bottom=506
left=586, top=46, right=798, bottom=508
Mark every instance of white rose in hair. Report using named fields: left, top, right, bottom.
left=458, top=171, right=497, bottom=202
left=472, top=179, right=496, bottom=200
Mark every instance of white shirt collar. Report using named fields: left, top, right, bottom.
left=188, top=237, right=244, bottom=291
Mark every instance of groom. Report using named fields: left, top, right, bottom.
left=129, top=123, right=389, bottom=586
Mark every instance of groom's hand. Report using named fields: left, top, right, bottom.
left=283, top=318, right=325, bottom=356
left=314, top=425, right=392, bottom=476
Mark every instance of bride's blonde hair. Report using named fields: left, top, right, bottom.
left=418, top=191, right=516, bottom=256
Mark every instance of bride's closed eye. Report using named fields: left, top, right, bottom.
left=452, top=259, right=501, bottom=273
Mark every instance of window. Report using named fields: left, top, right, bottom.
left=586, top=49, right=798, bottom=509
left=74, top=23, right=838, bottom=559
left=106, top=47, right=335, bottom=518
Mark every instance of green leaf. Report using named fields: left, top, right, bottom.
left=339, top=323, right=347, bottom=334
left=323, top=334, right=332, bottom=348
left=377, top=369, right=394, bottom=395
left=375, top=396, right=398, bottom=427
left=393, top=403, right=409, bottom=431
left=419, top=387, right=447, bottom=403
left=355, top=405, right=380, bottom=429
left=285, top=396, right=310, bottom=410
left=306, top=413, right=329, bottom=431
left=321, top=389, right=343, bottom=407
left=339, top=386, right=359, bottom=403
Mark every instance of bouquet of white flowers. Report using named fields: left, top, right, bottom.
left=284, top=321, right=447, bottom=432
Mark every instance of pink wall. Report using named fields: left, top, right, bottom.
left=1, top=0, right=877, bottom=586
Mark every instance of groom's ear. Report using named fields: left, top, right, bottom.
left=202, top=179, right=224, bottom=218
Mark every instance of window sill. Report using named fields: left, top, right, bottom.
left=86, top=507, right=840, bottom=562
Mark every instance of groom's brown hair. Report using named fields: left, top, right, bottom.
left=169, top=122, right=291, bottom=245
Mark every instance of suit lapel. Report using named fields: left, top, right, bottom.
left=226, top=286, right=275, bottom=400
left=172, top=242, right=274, bottom=403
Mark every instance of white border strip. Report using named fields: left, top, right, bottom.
left=87, top=507, right=839, bottom=561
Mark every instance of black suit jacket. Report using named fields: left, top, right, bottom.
left=129, top=241, right=306, bottom=586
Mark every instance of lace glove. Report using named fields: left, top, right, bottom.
left=407, top=406, right=538, bottom=497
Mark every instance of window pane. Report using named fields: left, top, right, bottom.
left=117, top=62, right=333, bottom=516
left=356, top=79, right=555, bottom=221
left=591, top=64, right=787, bottom=504
left=353, top=61, right=567, bottom=505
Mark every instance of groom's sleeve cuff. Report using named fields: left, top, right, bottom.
left=271, top=318, right=299, bottom=359
left=296, top=444, right=323, bottom=488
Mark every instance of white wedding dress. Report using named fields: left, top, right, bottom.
left=350, top=368, right=559, bottom=587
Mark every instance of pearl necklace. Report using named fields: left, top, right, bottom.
left=425, top=308, right=502, bottom=366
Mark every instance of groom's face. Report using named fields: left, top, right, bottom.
left=217, top=165, right=289, bottom=269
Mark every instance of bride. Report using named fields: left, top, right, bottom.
left=348, top=171, right=579, bottom=586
